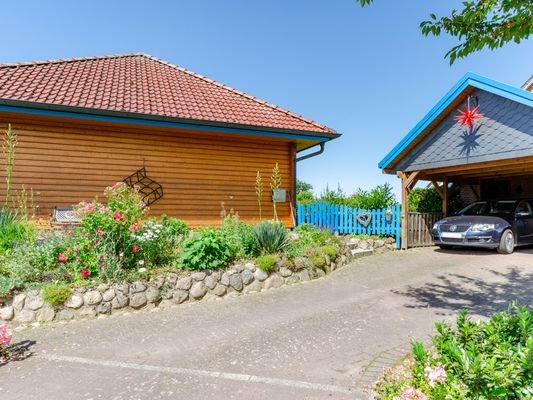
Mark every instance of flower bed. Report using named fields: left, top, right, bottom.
left=0, top=182, right=396, bottom=324
left=0, top=236, right=393, bottom=324
left=373, top=305, right=532, bottom=400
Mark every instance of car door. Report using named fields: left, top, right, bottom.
left=514, top=200, right=533, bottom=244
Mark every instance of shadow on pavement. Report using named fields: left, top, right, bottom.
left=0, top=340, right=36, bottom=367
left=434, top=245, right=533, bottom=256
left=392, top=267, right=533, bottom=317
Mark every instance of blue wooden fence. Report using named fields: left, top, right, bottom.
left=297, top=202, right=401, bottom=248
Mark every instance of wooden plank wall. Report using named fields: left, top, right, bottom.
left=0, top=114, right=295, bottom=226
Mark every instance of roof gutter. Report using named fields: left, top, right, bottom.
left=296, top=143, right=325, bottom=162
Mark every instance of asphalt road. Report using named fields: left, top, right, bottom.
left=1, top=246, right=532, bottom=400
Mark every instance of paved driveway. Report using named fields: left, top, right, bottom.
left=1, top=247, right=532, bottom=399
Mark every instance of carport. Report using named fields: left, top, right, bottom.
left=380, top=73, right=533, bottom=249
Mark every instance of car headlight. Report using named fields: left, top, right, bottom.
left=432, top=223, right=439, bottom=230
left=471, top=224, right=495, bottom=231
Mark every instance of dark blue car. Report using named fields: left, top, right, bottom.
left=432, top=200, right=533, bottom=254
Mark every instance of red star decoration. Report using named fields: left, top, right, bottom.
left=454, top=104, right=483, bottom=129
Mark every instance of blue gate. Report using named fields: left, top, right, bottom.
left=297, top=202, right=401, bottom=248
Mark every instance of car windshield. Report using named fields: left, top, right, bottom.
left=458, top=200, right=517, bottom=215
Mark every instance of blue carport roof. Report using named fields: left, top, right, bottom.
left=379, top=72, right=533, bottom=172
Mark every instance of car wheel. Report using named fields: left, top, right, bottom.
left=497, top=230, right=515, bottom=254
left=437, top=244, right=452, bottom=250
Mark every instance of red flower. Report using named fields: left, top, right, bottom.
left=80, top=267, right=90, bottom=278
left=132, top=245, right=140, bottom=253
left=95, top=227, right=104, bottom=237
left=58, top=253, right=68, bottom=263
left=113, top=212, right=124, bottom=221
left=454, top=104, right=483, bottom=129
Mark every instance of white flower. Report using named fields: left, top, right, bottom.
left=138, top=267, right=147, bottom=273
left=138, top=260, right=145, bottom=266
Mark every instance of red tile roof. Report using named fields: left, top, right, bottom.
left=0, top=53, right=335, bottom=134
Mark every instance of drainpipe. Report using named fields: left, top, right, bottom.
left=293, top=143, right=326, bottom=227
left=295, top=143, right=325, bottom=162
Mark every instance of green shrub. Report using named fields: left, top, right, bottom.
left=0, top=207, right=34, bottom=256
left=255, top=254, right=277, bottom=272
left=253, top=221, right=290, bottom=255
left=374, top=304, right=533, bottom=400
left=42, top=284, right=71, bottom=307
left=309, top=251, right=326, bottom=269
left=295, top=224, right=340, bottom=247
left=0, top=276, right=23, bottom=297
left=160, top=215, right=189, bottom=240
left=179, top=228, right=233, bottom=270
left=220, top=216, right=257, bottom=258
left=320, top=245, right=337, bottom=260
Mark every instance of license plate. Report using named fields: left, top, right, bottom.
left=441, top=232, right=463, bottom=239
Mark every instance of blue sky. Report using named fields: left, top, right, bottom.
left=2, top=0, right=532, bottom=199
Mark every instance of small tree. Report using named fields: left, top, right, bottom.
left=355, top=0, right=532, bottom=64
left=270, top=163, right=282, bottom=222
left=2, top=124, right=17, bottom=208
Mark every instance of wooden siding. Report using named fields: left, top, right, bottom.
left=0, top=114, right=295, bottom=226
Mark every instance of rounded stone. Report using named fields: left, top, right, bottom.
left=130, top=282, right=146, bottom=294
left=264, top=274, right=283, bottom=290
left=0, top=306, right=14, bottom=321
left=285, top=275, right=300, bottom=285
left=74, top=286, right=88, bottom=294
left=167, top=273, right=178, bottom=286
left=176, top=277, right=192, bottom=290
left=191, top=272, right=206, bottom=281
left=66, top=295, right=84, bottom=309
left=219, top=273, right=230, bottom=286
left=204, top=275, right=217, bottom=290
left=229, top=274, right=243, bottom=291
left=78, top=306, right=97, bottom=319
left=241, top=269, right=254, bottom=285
left=279, top=267, right=292, bottom=278
left=358, top=240, right=369, bottom=250
left=315, top=268, right=326, bottom=278
left=96, top=302, right=111, bottom=314
left=12, top=293, right=26, bottom=311
left=232, top=264, right=245, bottom=273
left=111, top=293, right=129, bottom=309
left=244, top=262, right=256, bottom=272
left=375, top=239, right=385, bottom=248
left=56, top=309, right=75, bottom=321
left=190, top=282, right=207, bottom=300
left=102, top=289, right=116, bottom=302
left=36, top=307, right=56, bottom=322
left=15, top=309, right=35, bottom=323
left=243, top=280, right=262, bottom=294
left=173, top=289, right=189, bottom=304
left=83, top=290, right=103, bottom=305
left=96, top=283, right=110, bottom=293
left=253, top=269, right=268, bottom=282
left=297, top=270, right=311, bottom=282
left=115, top=282, right=130, bottom=294
left=130, top=293, right=147, bottom=309
left=25, top=295, right=44, bottom=311
left=210, top=271, right=221, bottom=282
left=210, top=284, right=227, bottom=297
left=330, top=262, right=337, bottom=271
left=145, top=287, right=160, bottom=303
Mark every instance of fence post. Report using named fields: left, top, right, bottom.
left=395, top=204, right=401, bottom=249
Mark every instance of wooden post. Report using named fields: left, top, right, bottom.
left=399, top=171, right=419, bottom=250
left=442, top=176, right=449, bottom=217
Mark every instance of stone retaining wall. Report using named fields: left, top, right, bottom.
left=0, top=236, right=396, bottom=324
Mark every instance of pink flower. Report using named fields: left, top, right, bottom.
left=424, top=365, right=447, bottom=387
left=113, top=212, right=124, bottom=221
left=132, top=245, right=139, bottom=253
left=0, top=324, right=12, bottom=347
left=77, top=201, right=97, bottom=214
left=95, top=227, right=104, bottom=237
left=58, top=253, right=68, bottom=263
left=80, top=267, right=90, bottom=279
left=130, top=223, right=140, bottom=232
left=395, top=387, right=429, bottom=400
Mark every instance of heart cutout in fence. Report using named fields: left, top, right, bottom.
left=357, top=212, right=372, bottom=227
